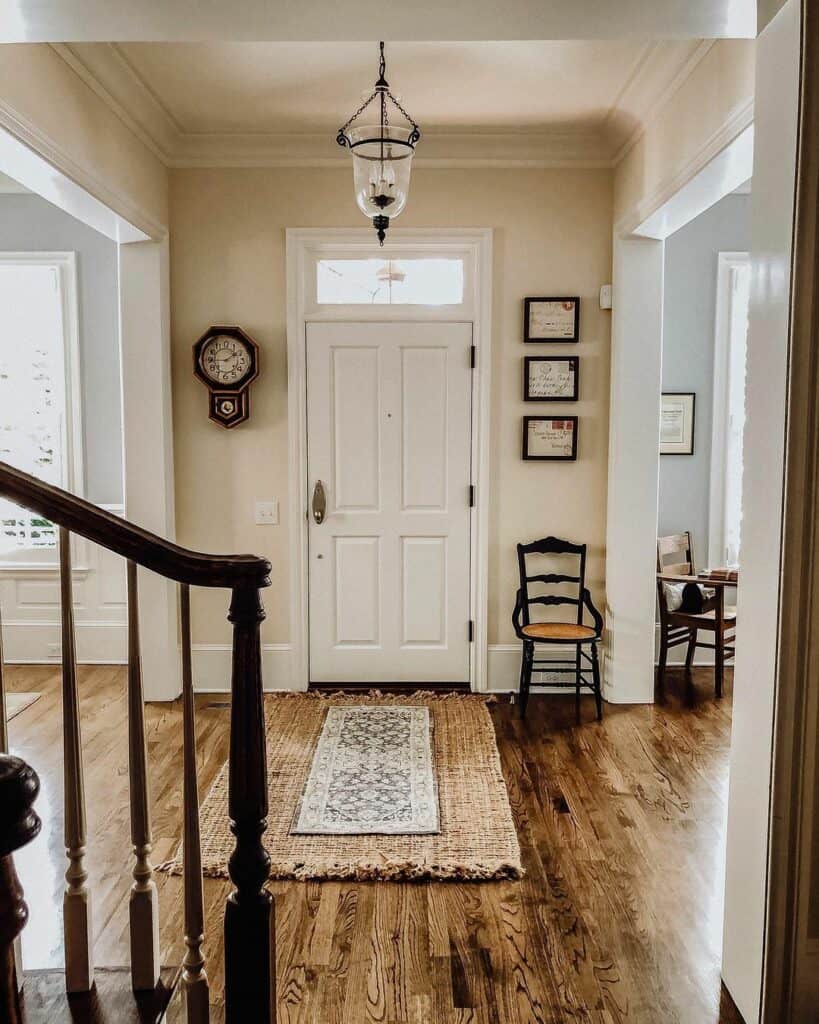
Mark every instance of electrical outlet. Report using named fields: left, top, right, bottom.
left=48, top=642, right=61, bottom=659
left=255, top=500, right=278, bottom=525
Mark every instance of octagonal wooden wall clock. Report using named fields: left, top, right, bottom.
left=193, top=325, right=260, bottom=428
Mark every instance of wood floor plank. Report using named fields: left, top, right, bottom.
left=4, top=665, right=742, bottom=1023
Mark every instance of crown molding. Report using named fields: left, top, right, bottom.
left=52, top=43, right=178, bottom=162
left=168, top=128, right=612, bottom=169
left=609, top=39, right=716, bottom=165
left=0, top=93, right=164, bottom=240
left=51, top=39, right=722, bottom=172
left=616, top=95, right=754, bottom=235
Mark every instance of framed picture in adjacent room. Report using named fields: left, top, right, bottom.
left=523, top=356, right=579, bottom=401
left=522, top=416, right=578, bottom=461
left=524, top=297, right=580, bottom=342
left=660, top=392, right=696, bottom=454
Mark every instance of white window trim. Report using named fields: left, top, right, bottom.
left=286, top=227, right=493, bottom=691
left=0, top=251, right=84, bottom=571
left=708, top=250, right=750, bottom=567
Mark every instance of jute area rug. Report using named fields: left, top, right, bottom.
left=165, top=691, right=522, bottom=882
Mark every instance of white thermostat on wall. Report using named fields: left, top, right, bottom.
left=599, top=284, right=613, bottom=310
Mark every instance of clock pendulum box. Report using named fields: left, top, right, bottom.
left=192, top=325, right=260, bottom=428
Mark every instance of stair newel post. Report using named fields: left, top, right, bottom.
left=126, top=561, right=161, bottom=991
left=0, top=754, right=41, bottom=1024
left=180, top=584, right=209, bottom=1023
left=224, top=584, right=274, bottom=1024
left=59, top=527, right=94, bottom=993
left=0, top=604, right=24, bottom=992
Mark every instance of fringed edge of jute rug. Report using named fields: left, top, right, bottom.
left=186, top=856, right=523, bottom=884
left=158, top=689, right=523, bottom=883
left=272, top=689, right=498, bottom=704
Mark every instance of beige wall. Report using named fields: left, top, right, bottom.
left=614, top=40, right=755, bottom=229
left=169, top=166, right=613, bottom=649
left=0, top=45, right=168, bottom=234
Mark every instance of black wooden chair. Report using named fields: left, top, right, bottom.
left=512, top=536, right=604, bottom=721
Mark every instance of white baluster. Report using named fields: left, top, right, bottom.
left=60, top=528, right=93, bottom=992
left=181, top=585, right=209, bottom=1022
left=126, top=560, right=160, bottom=990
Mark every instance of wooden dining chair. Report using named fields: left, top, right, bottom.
left=656, top=532, right=736, bottom=697
left=512, top=536, right=603, bottom=721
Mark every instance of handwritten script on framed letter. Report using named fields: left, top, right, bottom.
left=524, top=297, right=580, bottom=342
left=522, top=416, right=578, bottom=461
left=524, top=356, right=579, bottom=401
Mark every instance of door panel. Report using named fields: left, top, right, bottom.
left=401, top=535, right=447, bottom=646
left=401, top=346, right=448, bottom=510
left=331, top=346, right=381, bottom=511
left=307, top=321, right=472, bottom=684
left=333, top=535, right=381, bottom=645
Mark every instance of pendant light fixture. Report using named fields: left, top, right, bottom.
left=336, top=42, right=421, bottom=245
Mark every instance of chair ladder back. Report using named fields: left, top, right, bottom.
left=517, top=537, right=587, bottom=627
left=657, top=532, right=695, bottom=576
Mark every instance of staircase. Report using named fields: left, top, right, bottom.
left=0, top=460, right=275, bottom=1024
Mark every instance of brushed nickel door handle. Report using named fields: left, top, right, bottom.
left=312, top=479, right=327, bottom=524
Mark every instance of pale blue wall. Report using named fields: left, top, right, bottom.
left=0, top=193, right=122, bottom=504
left=659, top=192, right=751, bottom=567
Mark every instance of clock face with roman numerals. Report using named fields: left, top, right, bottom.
left=200, top=333, right=252, bottom=387
left=193, top=325, right=259, bottom=428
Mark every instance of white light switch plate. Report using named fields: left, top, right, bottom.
left=255, top=500, right=278, bottom=525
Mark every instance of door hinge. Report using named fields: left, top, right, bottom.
left=468, top=484, right=475, bottom=508
left=470, top=344, right=476, bottom=369
left=468, top=620, right=475, bottom=643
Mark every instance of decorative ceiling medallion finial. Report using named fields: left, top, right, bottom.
left=336, top=42, right=421, bottom=246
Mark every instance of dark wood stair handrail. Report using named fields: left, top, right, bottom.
left=0, top=459, right=276, bottom=1022
left=0, top=461, right=271, bottom=590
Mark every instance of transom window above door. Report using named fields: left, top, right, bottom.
left=316, top=258, right=464, bottom=305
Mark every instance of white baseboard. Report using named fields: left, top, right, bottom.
left=191, top=643, right=299, bottom=693
left=486, top=643, right=600, bottom=696
left=2, top=620, right=127, bottom=665
left=6, top=632, right=706, bottom=693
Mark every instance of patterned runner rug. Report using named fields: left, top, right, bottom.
left=163, top=691, right=522, bottom=882
left=292, top=705, right=440, bottom=835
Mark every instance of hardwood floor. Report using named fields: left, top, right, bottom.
left=4, top=664, right=744, bottom=1023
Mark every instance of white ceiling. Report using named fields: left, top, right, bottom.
left=112, top=41, right=667, bottom=134
left=0, top=0, right=757, bottom=42
left=57, top=39, right=717, bottom=167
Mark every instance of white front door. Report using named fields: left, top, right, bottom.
left=306, top=321, right=473, bottom=684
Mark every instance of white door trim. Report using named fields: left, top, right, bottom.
left=286, top=228, right=493, bottom=691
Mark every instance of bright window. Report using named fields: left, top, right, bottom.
left=316, top=258, right=464, bottom=305
left=710, top=252, right=750, bottom=568
left=722, top=261, right=750, bottom=565
left=0, top=255, right=79, bottom=558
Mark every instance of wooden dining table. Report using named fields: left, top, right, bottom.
left=656, top=570, right=739, bottom=696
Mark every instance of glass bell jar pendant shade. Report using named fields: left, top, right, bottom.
left=337, top=43, right=420, bottom=245
left=349, top=125, right=414, bottom=221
